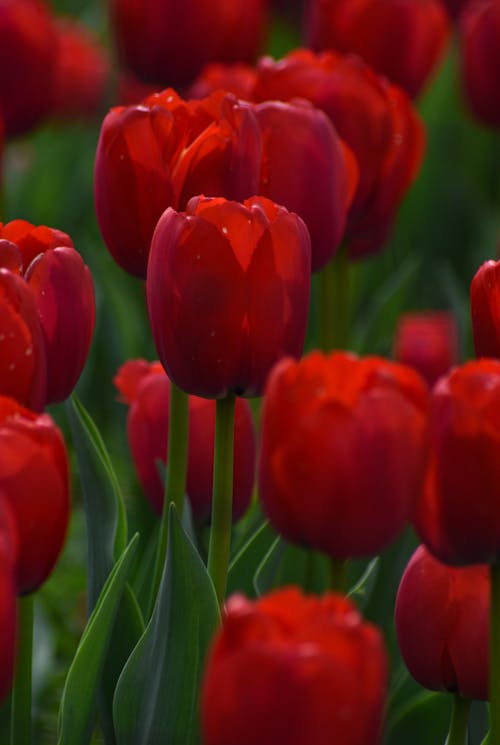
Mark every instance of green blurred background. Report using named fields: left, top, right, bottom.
left=0, top=0, right=498, bottom=742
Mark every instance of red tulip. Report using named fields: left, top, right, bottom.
left=0, top=220, right=95, bottom=405
left=147, top=196, right=311, bottom=398
left=395, top=545, right=489, bottom=700
left=114, top=359, right=256, bottom=521
left=259, top=351, right=429, bottom=558
left=0, top=0, right=58, bottom=136
left=254, top=99, right=358, bottom=271
left=306, top=0, right=450, bottom=99
left=442, top=0, right=470, bottom=18
left=202, top=588, right=388, bottom=745
left=414, top=359, right=500, bottom=565
left=253, top=49, right=425, bottom=259
left=460, top=0, right=500, bottom=128
left=49, top=19, right=110, bottom=120
left=110, top=0, right=266, bottom=90
left=0, top=499, right=18, bottom=702
left=393, top=311, right=459, bottom=387
left=188, top=62, right=258, bottom=101
left=94, top=89, right=261, bottom=277
left=471, top=260, right=500, bottom=358
left=0, top=396, right=70, bottom=594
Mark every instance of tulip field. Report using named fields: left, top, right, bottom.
left=1, top=0, right=500, bottom=743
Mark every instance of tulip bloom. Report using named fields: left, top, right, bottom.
left=306, top=0, right=450, bottom=99
left=110, top=0, right=266, bottom=89
left=254, top=49, right=425, bottom=259
left=114, top=359, right=256, bottom=521
left=202, top=588, right=388, bottom=745
left=0, top=397, right=70, bottom=594
left=471, top=260, right=500, bottom=358
left=0, top=499, right=18, bottom=702
left=94, top=89, right=261, bottom=277
left=147, top=196, right=311, bottom=399
left=259, top=351, right=429, bottom=558
left=0, top=220, right=95, bottom=406
left=395, top=545, right=489, bottom=700
left=188, top=62, right=258, bottom=101
left=254, top=99, right=357, bottom=271
left=460, top=0, right=500, bottom=129
left=49, top=19, right=110, bottom=120
left=393, top=311, right=459, bottom=387
left=0, top=0, right=57, bottom=136
left=414, top=360, right=500, bottom=565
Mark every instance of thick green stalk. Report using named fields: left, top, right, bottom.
left=445, top=695, right=471, bottom=745
left=490, top=564, right=500, bottom=745
left=10, top=595, right=34, bottom=745
left=207, top=396, right=236, bottom=607
left=148, top=383, right=189, bottom=616
left=317, top=246, right=350, bottom=352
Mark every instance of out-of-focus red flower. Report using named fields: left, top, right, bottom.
left=0, top=396, right=70, bottom=594
left=255, top=99, right=357, bottom=271
left=393, top=311, right=459, bottom=387
left=306, top=0, right=450, bottom=99
left=0, top=499, right=18, bottom=702
left=114, top=359, right=256, bottom=522
left=414, top=360, right=500, bottom=565
left=49, top=19, right=110, bottom=120
left=442, top=0, right=470, bottom=18
left=471, top=260, right=500, bottom=357
left=259, top=351, right=429, bottom=558
left=188, top=62, right=258, bottom=101
left=0, top=220, right=95, bottom=406
left=0, top=0, right=58, bottom=136
left=395, top=545, right=489, bottom=699
left=147, top=196, right=311, bottom=399
left=253, top=49, right=425, bottom=259
left=94, top=89, right=261, bottom=277
left=110, top=0, right=267, bottom=90
left=202, top=588, right=388, bottom=745
left=460, top=0, right=500, bottom=128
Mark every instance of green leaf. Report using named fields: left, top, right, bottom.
left=66, top=395, right=127, bottom=608
left=113, top=505, right=220, bottom=745
left=253, top=537, right=330, bottom=596
left=227, top=520, right=277, bottom=598
left=58, top=535, right=139, bottom=745
left=386, top=691, right=450, bottom=745
left=347, top=557, right=380, bottom=610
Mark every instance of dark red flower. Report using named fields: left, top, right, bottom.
left=147, top=196, right=311, bottom=399
left=471, top=260, right=500, bottom=357
left=114, top=359, right=256, bottom=521
left=110, top=0, right=267, bottom=90
left=460, top=0, right=500, bottom=128
left=202, top=588, right=388, bottom=745
left=188, top=62, right=258, bottom=101
left=255, top=99, right=358, bottom=271
left=0, top=0, right=58, bottom=136
left=94, top=89, right=261, bottom=277
left=49, top=18, right=110, bottom=120
left=414, top=359, right=500, bottom=565
left=253, top=49, right=425, bottom=259
left=0, top=499, right=18, bottom=702
left=393, top=311, right=459, bottom=387
left=0, top=220, right=95, bottom=406
left=442, top=0, right=470, bottom=18
left=0, top=396, right=70, bottom=594
left=395, top=545, right=489, bottom=700
left=306, top=0, right=450, bottom=99
left=259, top=351, right=429, bottom=558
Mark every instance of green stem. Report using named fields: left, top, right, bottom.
left=490, top=564, right=500, bottom=745
left=445, top=695, right=471, bottom=745
left=207, top=396, right=236, bottom=607
left=330, top=558, right=348, bottom=594
left=148, top=383, right=189, bottom=617
left=317, top=246, right=350, bottom=352
left=10, top=595, right=34, bottom=745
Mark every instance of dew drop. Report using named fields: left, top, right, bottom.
left=25, top=347, right=33, bottom=356
left=0, top=334, right=4, bottom=341
left=8, top=363, right=15, bottom=371
left=221, top=226, right=228, bottom=235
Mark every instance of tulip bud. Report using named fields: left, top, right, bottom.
left=114, top=359, right=256, bottom=522
left=146, top=196, right=311, bottom=398
left=393, top=311, right=459, bottom=387
left=259, top=351, right=429, bottom=558
left=0, top=396, right=70, bottom=594
left=471, top=260, right=500, bottom=358
left=202, top=588, right=388, bottom=745
left=395, top=545, right=489, bottom=700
